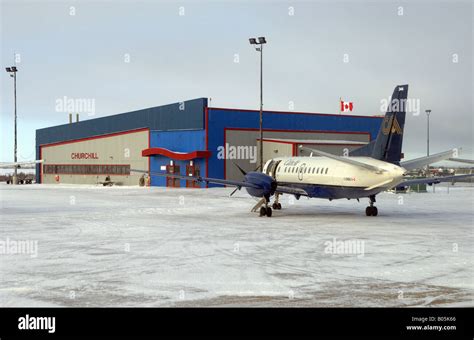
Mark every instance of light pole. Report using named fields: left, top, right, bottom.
left=5, top=66, right=18, bottom=184
left=425, top=109, right=431, bottom=177
left=249, top=36, right=266, bottom=172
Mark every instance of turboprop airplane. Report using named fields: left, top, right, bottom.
left=0, top=160, right=43, bottom=169
left=132, top=84, right=474, bottom=217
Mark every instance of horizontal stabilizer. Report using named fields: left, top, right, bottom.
left=448, top=158, right=474, bottom=165
left=299, top=146, right=387, bottom=173
left=400, top=149, right=461, bottom=171
left=396, top=173, right=474, bottom=188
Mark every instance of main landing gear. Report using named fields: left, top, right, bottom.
left=272, top=193, right=282, bottom=210
left=365, top=195, right=378, bottom=216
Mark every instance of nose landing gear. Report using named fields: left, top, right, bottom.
left=252, top=194, right=281, bottom=217
left=259, top=206, right=272, bottom=217
left=258, top=194, right=273, bottom=217
left=366, top=195, right=378, bottom=216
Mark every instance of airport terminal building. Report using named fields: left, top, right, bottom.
left=36, top=98, right=383, bottom=187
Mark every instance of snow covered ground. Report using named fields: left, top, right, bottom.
left=0, top=183, right=472, bottom=307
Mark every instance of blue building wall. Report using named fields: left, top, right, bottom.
left=149, top=130, right=206, bottom=187
left=35, top=98, right=207, bottom=183
left=206, top=108, right=383, bottom=184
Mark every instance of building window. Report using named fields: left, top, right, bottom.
left=43, top=164, right=131, bottom=175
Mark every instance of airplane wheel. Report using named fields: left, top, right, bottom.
left=277, top=203, right=282, bottom=210
left=365, top=207, right=378, bottom=216
left=265, top=207, right=272, bottom=217
left=259, top=207, right=267, bottom=217
left=273, top=203, right=282, bottom=210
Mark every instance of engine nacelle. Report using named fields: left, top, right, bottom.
left=243, top=172, right=277, bottom=198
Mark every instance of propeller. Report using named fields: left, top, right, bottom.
left=228, top=162, right=262, bottom=197
left=229, top=186, right=241, bottom=196
left=234, top=162, right=247, bottom=176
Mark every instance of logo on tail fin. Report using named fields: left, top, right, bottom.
left=382, top=115, right=403, bottom=135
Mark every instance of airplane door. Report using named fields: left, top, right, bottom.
left=271, top=160, right=281, bottom=179
left=265, top=160, right=274, bottom=176
left=265, top=160, right=281, bottom=179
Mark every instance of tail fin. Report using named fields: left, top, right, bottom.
left=351, top=85, right=408, bottom=165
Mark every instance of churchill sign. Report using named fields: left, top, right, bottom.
left=71, top=152, right=99, bottom=160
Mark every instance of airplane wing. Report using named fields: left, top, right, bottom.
left=395, top=173, right=474, bottom=188
left=298, top=146, right=387, bottom=173
left=275, top=185, right=308, bottom=197
left=0, top=160, right=43, bottom=169
left=400, top=149, right=460, bottom=171
left=131, top=169, right=262, bottom=189
left=132, top=168, right=309, bottom=198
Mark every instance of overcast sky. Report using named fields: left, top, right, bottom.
left=1, top=0, right=472, bottom=164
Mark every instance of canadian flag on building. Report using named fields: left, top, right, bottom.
left=340, top=99, right=353, bottom=112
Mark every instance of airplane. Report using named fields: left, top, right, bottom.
left=132, top=84, right=474, bottom=217
left=0, top=160, right=43, bottom=169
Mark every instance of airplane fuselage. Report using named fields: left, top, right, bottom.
left=263, top=156, right=406, bottom=199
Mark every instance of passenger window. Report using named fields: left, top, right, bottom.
left=325, top=168, right=329, bottom=174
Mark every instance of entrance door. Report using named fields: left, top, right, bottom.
left=166, top=164, right=180, bottom=187
left=185, top=163, right=200, bottom=188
